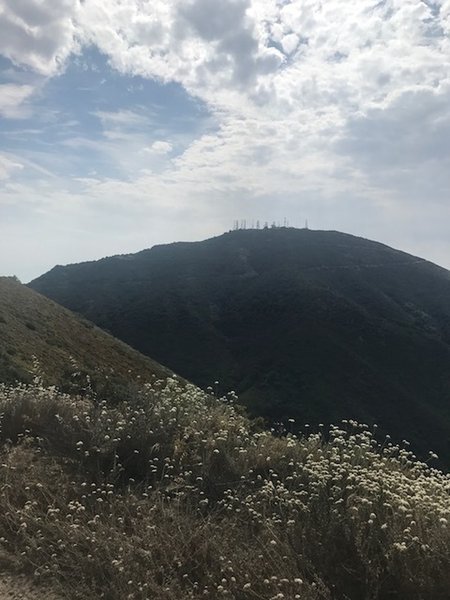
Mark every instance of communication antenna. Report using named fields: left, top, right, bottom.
left=305, top=219, right=309, bottom=230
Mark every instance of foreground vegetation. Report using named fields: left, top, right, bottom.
left=0, top=377, right=449, bottom=599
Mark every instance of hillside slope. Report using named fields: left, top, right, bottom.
left=0, top=276, right=172, bottom=388
left=30, top=228, right=450, bottom=458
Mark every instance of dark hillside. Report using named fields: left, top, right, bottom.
left=30, top=228, right=450, bottom=459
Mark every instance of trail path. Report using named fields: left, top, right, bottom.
left=0, top=573, right=63, bottom=600
left=297, top=258, right=428, bottom=272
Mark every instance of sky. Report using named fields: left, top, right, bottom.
left=1, top=0, right=449, bottom=282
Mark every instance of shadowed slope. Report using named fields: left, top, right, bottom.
left=30, top=228, right=450, bottom=459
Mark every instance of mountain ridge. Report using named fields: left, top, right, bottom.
left=29, top=228, right=450, bottom=460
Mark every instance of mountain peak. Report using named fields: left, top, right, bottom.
left=29, top=231, right=450, bottom=461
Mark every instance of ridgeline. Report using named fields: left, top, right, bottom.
left=30, top=228, right=450, bottom=460
left=0, top=276, right=172, bottom=392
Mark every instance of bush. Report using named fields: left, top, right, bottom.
left=0, top=378, right=449, bottom=599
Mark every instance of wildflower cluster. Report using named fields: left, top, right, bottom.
left=0, top=378, right=449, bottom=599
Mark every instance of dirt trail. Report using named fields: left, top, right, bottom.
left=0, top=573, right=63, bottom=600
left=298, top=258, right=428, bottom=272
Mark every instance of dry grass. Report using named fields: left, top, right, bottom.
left=0, top=276, right=171, bottom=388
left=0, top=377, right=449, bottom=599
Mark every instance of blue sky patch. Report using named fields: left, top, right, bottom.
left=1, top=47, right=213, bottom=180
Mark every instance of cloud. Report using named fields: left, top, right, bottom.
left=336, top=82, right=450, bottom=206
left=0, top=154, right=24, bottom=180
left=94, top=110, right=153, bottom=128
left=3, top=1, right=449, bottom=118
left=76, top=0, right=283, bottom=102
left=176, top=0, right=282, bottom=88
left=178, top=0, right=250, bottom=43
left=1, top=0, right=450, bottom=279
left=0, top=83, right=34, bottom=118
left=0, top=0, right=80, bottom=76
left=148, top=141, right=173, bottom=154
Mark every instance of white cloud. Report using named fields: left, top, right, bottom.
left=0, top=83, right=35, bottom=118
left=76, top=0, right=284, bottom=104
left=0, top=0, right=80, bottom=76
left=66, top=0, right=450, bottom=149
left=148, top=141, right=173, bottom=154
left=3, top=1, right=449, bottom=121
left=0, top=154, right=24, bottom=180
left=1, top=0, right=450, bottom=278
left=94, top=110, right=153, bottom=128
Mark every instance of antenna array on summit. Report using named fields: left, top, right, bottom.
left=232, top=218, right=309, bottom=231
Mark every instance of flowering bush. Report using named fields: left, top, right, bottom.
left=0, top=377, right=449, bottom=599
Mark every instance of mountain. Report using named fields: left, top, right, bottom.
left=29, top=228, right=450, bottom=459
left=0, top=276, right=172, bottom=390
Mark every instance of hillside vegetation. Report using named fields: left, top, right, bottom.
left=0, top=376, right=449, bottom=600
left=0, top=276, right=172, bottom=391
left=30, top=228, right=450, bottom=460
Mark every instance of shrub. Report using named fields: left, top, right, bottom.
left=0, top=379, right=449, bottom=599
